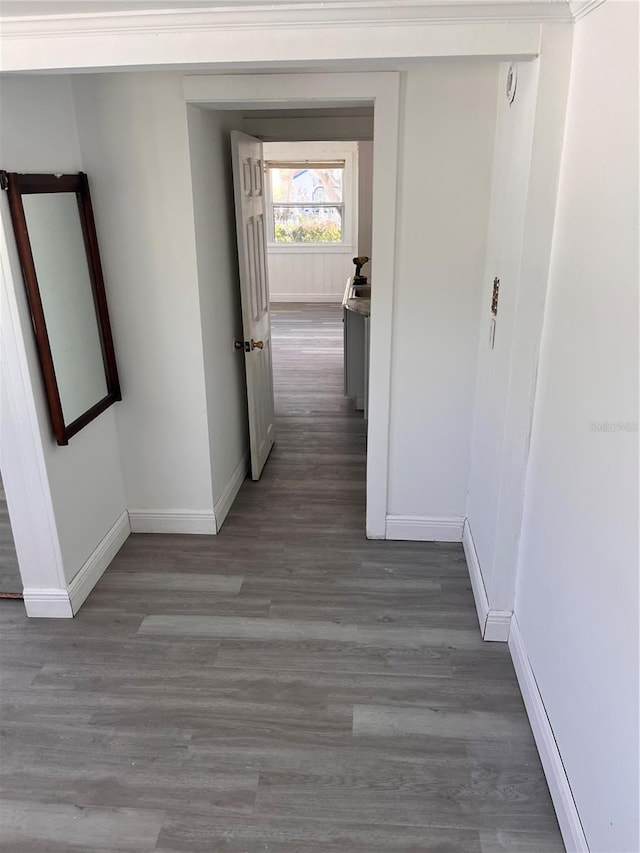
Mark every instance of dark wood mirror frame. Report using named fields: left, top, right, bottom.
left=1, top=171, right=121, bottom=446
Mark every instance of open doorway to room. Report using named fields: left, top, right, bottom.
left=215, top=103, right=375, bottom=531
left=262, top=137, right=373, bottom=420
left=184, top=73, right=399, bottom=539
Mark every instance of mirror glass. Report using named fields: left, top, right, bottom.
left=22, top=193, right=108, bottom=425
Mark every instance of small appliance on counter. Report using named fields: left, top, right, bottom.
left=352, top=255, right=370, bottom=285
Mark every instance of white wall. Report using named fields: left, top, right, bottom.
left=465, top=59, right=539, bottom=599
left=262, top=141, right=359, bottom=302
left=186, top=106, right=249, bottom=522
left=515, top=4, right=639, bottom=851
left=464, top=24, right=574, bottom=632
left=357, top=141, right=373, bottom=261
left=243, top=113, right=374, bottom=143
left=0, top=75, right=127, bottom=588
left=386, top=62, right=498, bottom=526
left=73, top=72, right=216, bottom=522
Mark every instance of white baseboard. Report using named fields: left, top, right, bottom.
left=269, top=294, right=342, bottom=303
left=128, top=510, right=217, bottom=535
left=214, top=449, right=249, bottom=531
left=385, top=514, right=464, bottom=543
left=462, top=519, right=512, bottom=642
left=22, top=588, right=73, bottom=618
left=509, top=616, right=589, bottom=852
left=68, top=510, right=130, bottom=614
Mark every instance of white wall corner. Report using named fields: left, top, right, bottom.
left=385, top=515, right=464, bottom=543
left=462, top=519, right=512, bottom=642
left=569, top=0, right=606, bottom=22
left=68, top=510, right=130, bottom=614
left=22, top=589, right=73, bottom=619
left=128, top=510, right=217, bottom=535
left=509, top=615, right=589, bottom=852
left=214, top=449, right=249, bottom=531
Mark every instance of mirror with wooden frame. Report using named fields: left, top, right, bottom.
left=1, top=171, right=121, bottom=446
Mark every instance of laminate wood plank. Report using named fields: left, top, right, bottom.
left=0, top=800, right=164, bottom=850
left=213, top=638, right=455, bottom=678
left=154, top=813, right=484, bottom=853
left=352, top=704, right=532, bottom=741
left=480, top=829, right=566, bottom=852
left=139, top=613, right=485, bottom=651
left=0, top=767, right=258, bottom=817
left=97, top=572, right=244, bottom=593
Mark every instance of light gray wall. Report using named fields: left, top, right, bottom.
left=387, top=62, right=498, bottom=518
left=515, top=4, right=639, bottom=849
left=73, top=72, right=215, bottom=516
left=357, top=140, right=373, bottom=260
left=186, top=106, right=249, bottom=510
left=242, top=114, right=373, bottom=142
left=466, top=59, right=539, bottom=597
left=0, top=74, right=127, bottom=585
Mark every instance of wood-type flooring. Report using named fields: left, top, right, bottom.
left=0, top=304, right=564, bottom=852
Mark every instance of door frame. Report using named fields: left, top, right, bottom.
left=184, top=72, right=400, bottom=538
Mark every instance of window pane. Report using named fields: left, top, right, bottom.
left=273, top=205, right=343, bottom=243
left=270, top=167, right=343, bottom=204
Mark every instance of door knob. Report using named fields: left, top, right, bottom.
left=251, top=339, right=264, bottom=350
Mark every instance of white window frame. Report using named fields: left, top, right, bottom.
left=265, top=150, right=356, bottom=253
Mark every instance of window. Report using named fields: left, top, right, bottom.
left=266, top=160, right=346, bottom=245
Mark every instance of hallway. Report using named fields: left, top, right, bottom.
left=0, top=304, right=563, bottom=851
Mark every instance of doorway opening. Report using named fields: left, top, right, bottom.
left=231, top=122, right=373, bottom=467
left=184, top=72, right=400, bottom=538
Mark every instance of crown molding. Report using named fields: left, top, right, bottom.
left=0, top=1, right=580, bottom=39
left=568, top=0, right=606, bottom=21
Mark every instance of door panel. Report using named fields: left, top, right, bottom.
left=231, top=131, right=275, bottom=480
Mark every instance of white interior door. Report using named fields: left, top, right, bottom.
left=231, top=130, right=275, bottom=480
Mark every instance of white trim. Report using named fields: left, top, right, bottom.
left=270, top=294, right=343, bottom=303
left=509, top=615, right=589, bottom=852
left=267, top=244, right=354, bottom=254
left=462, top=518, right=490, bottom=630
left=23, top=588, right=73, bottom=619
left=0, top=194, right=67, bottom=599
left=128, top=510, right=217, bottom=535
left=183, top=72, right=400, bottom=540
left=385, top=514, right=464, bottom=542
left=484, top=609, right=512, bottom=642
left=0, top=12, right=542, bottom=73
left=568, top=0, right=606, bottom=22
left=462, top=519, right=512, bottom=641
left=67, top=510, right=130, bottom=614
left=0, top=3, right=578, bottom=38
left=214, top=449, right=249, bottom=531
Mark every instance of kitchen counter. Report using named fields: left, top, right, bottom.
left=342, top=276, right=371, bottom=317
left=344, top=296, right=370, bottom=316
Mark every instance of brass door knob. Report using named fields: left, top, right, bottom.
left=251, top=339, right=264, bottom=350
